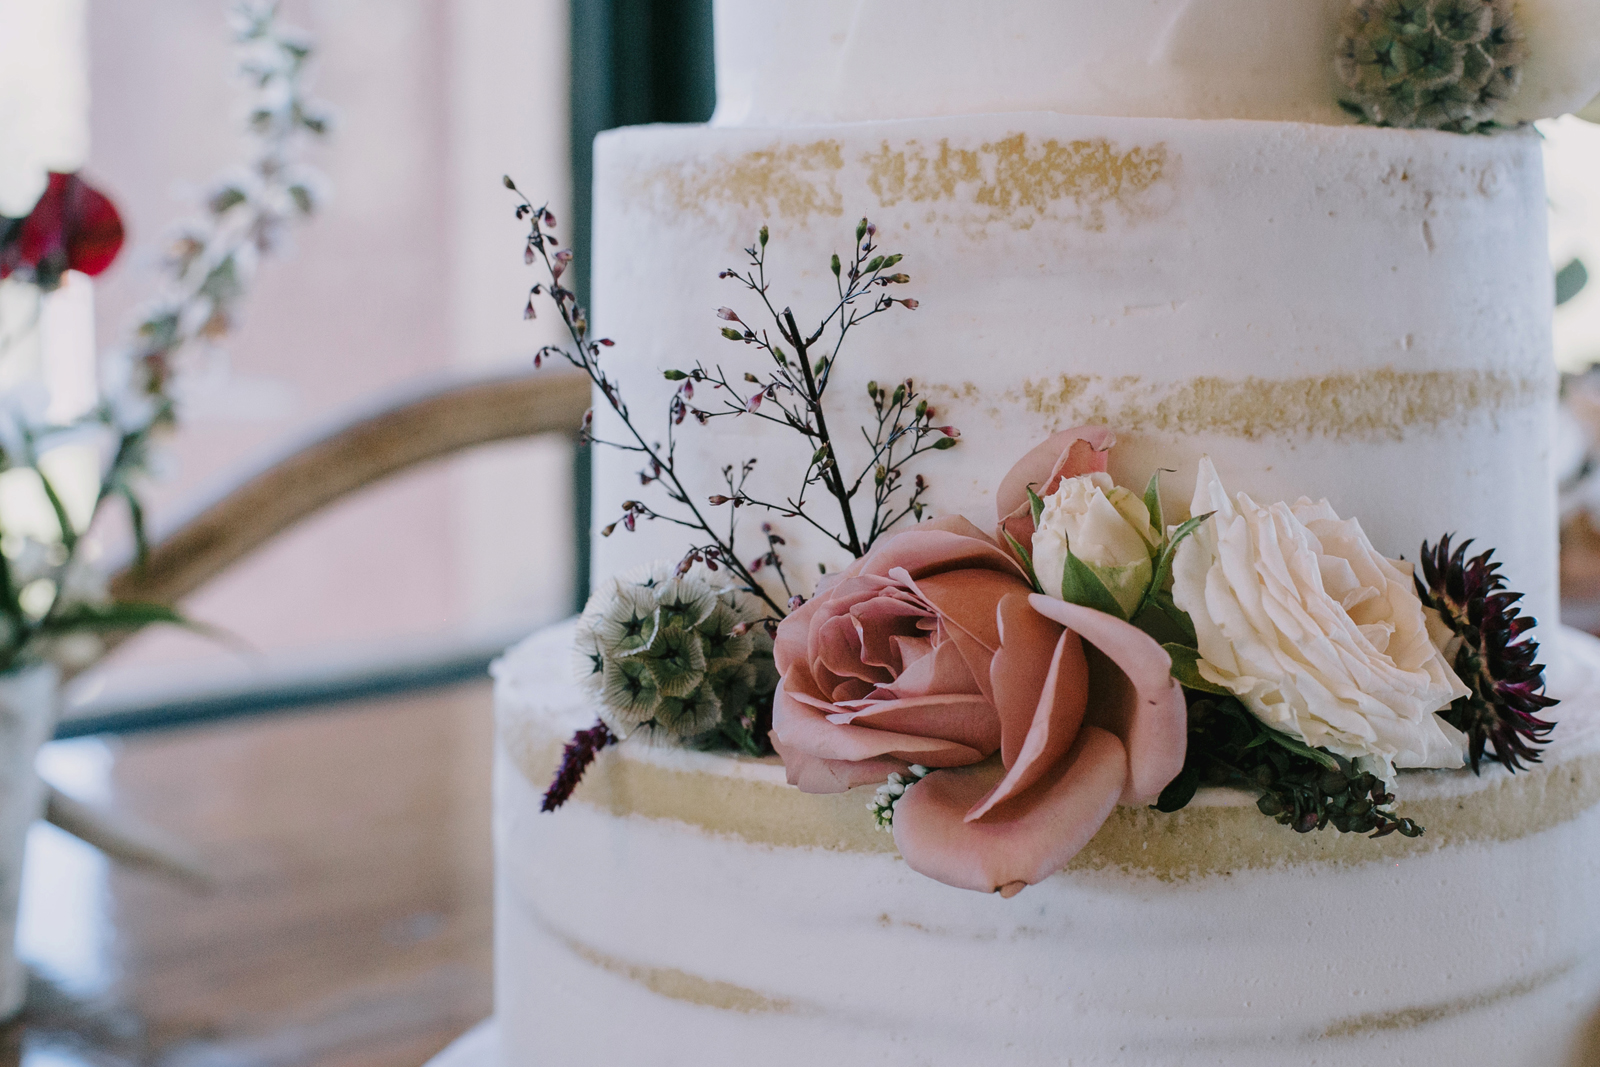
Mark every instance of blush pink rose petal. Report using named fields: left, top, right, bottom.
left=891, top=727, right=1127, bottom=897
left=1026, top=594, right=1189, bottom=804
left=890, top=593, right=1186, bottom=896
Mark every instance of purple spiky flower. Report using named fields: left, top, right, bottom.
left=1415, top=535, right=1557, bottom=773
left=541, top=719, right=616, bottom=811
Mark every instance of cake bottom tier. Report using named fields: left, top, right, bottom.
left=492, top=624, right=1600, bottom=1066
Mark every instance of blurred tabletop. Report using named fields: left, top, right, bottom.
left=1, top=683, right=494, bottom=1067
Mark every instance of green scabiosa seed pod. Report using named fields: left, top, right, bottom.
left=1335, top=0, right=1527, bottom=132
left=573, top=562, right=776, bottom=744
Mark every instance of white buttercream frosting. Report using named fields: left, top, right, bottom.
left=711, top=0, right=1600, bottom=129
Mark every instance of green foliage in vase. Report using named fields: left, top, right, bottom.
left=0, top=1, right=327, bottom=674
left=1335, top=0, right=1526, bottom=132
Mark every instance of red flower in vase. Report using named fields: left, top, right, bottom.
left=1, top=172, right=125, bottom=290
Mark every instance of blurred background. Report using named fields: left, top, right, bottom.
left=2, top=3, right=1597, bottom=1066
left=3, top=1, right=711, bottom=1065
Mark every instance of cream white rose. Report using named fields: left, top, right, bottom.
left=1032, top=472, right=1161, bottom=616
left=1171, top=458, right=1469, bottom=783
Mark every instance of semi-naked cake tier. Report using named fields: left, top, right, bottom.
left=588, top=112, right=1559, bottom=629
left=493, top=621, right=1600, bottom=1066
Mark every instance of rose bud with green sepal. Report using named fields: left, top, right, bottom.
left=1030, top=471, right=1161, bottom=618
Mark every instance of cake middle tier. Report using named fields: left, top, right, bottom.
left=590, top=113, right=1556, bottom=624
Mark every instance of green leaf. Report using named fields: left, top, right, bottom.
left=1002, top=530, right=1043, bottom=594
left=1130, top=597, right=1191, bottom=646
left=1259, top=727, right=1341, bottom=772
left=662, top=369, right=688, bottom=381
left=0, top=545, right=24, bottom=627
left=119, top=485, right=150, bottom=567
left=1061, top=550, right=1126, bottom=620
left=1131, top=510, right=1213, bottom=626
left=1027, top=486, right=1045, bottom=528
left=830, top=253, right=841, bottom=277
left=1142, top=470, right=1164, bottom=534
left=1151, top=591, right=1198, bottom=647
left=1154, top=765, right=1201, bottom=813
left=1557, top=258, right=1588, bottom=308
left=1158, top=511, right=1212, bottom=577
left=208, top=186, right=248, bottom=214
left=1162, top=643, right=1231, bottom=695
left=34, top=466, right=78, bottom=553
left=721, top=327, right=743, bottom=341
left=38, top=600, right=190, bottom=634
left=198, top=254, right=242, bottom=304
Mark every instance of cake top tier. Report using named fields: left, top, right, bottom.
left=711, top=0, right=1600, bottom=128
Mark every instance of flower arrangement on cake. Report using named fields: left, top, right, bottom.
left=497, top=0, right=1576, bottom=899
left=506, top=185, right=1556, bottom=897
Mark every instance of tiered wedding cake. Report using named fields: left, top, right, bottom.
left=490, top=1, right=1600, bottom=1063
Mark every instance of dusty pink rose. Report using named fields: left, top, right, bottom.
left=771, top=513, right=1187, bottom=896
left=995, top=424, right=1115, bottom=557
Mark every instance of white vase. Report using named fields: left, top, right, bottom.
left=0, top=663, right=58, bottom=1021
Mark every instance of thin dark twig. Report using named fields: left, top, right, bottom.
left=505, top=179, right=785, bottom=618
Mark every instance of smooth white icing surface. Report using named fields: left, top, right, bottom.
left=491, top=620, right=1600, bottom=1065
left=589, top=113, right=1559, bottom=630
left=710, top=0, right=1600, bottom=129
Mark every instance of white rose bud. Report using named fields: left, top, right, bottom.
left=1171, top=458, right=1470, bottom=783
left=1032, top=472, right=1161, bottom=617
